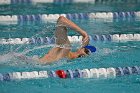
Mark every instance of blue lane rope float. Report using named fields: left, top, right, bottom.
left=0, top=11, right=140, bottom=24
left=0, top=66, right=140, bottom=81
left=0, top=0, right=140, bottom=5
left=17, top=14, right=42, bottom=23
left=0, top=34, right=140, bottom=45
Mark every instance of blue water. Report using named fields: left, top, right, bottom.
left=0, top=2, right=140, bottom=93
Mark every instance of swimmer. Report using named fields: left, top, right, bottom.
left=38, top=16, right=96, bottom=64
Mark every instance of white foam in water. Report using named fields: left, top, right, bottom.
left=102, top=48, right=116, bottom=56
left=0, top=53, right=16, bottom=63
left=0, top=52, right=38, bottom=66
left=20, top=45, right=53, bottom=55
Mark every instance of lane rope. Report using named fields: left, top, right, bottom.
left=0, top=66, right=139, bottom=81
left=0, top=34, right=140, bottom=44
left=0, top=0, right=140, bottom=5
left=0, top=11, right=140, bottom=24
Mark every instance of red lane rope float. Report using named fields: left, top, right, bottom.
left=56, top=70, right=67, bottom=79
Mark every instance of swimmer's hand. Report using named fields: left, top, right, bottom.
left=81, top=32, right=89, bottom=47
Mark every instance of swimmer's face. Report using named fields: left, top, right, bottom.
left=77, top=48, right=90, bottom=58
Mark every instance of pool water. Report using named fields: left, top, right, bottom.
left=0, top=2, right=140, bottom=93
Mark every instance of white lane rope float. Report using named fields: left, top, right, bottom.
left=0, top=66, right=140, bottom=81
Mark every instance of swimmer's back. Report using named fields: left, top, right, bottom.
left=39, top=47, right=70, bottom=64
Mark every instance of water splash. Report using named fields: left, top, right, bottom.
left=0, top=52, right=15, bottom=63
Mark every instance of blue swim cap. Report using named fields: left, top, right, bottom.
left=84, top=45, right=96, bottom=53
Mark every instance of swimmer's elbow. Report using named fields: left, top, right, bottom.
left=57, top=16, right=67, bottom=23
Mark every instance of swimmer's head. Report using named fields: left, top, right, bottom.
left=77, top=45, right=96, bottom=58
left=84, top=45, right=96, bottom=53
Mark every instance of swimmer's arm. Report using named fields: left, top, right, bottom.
left=58, top=16, right=89, bottom=46
left=38, top=54, right=56, bottom=64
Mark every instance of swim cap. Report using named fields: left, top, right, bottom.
left=84, top=45, right=96, bottom=53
